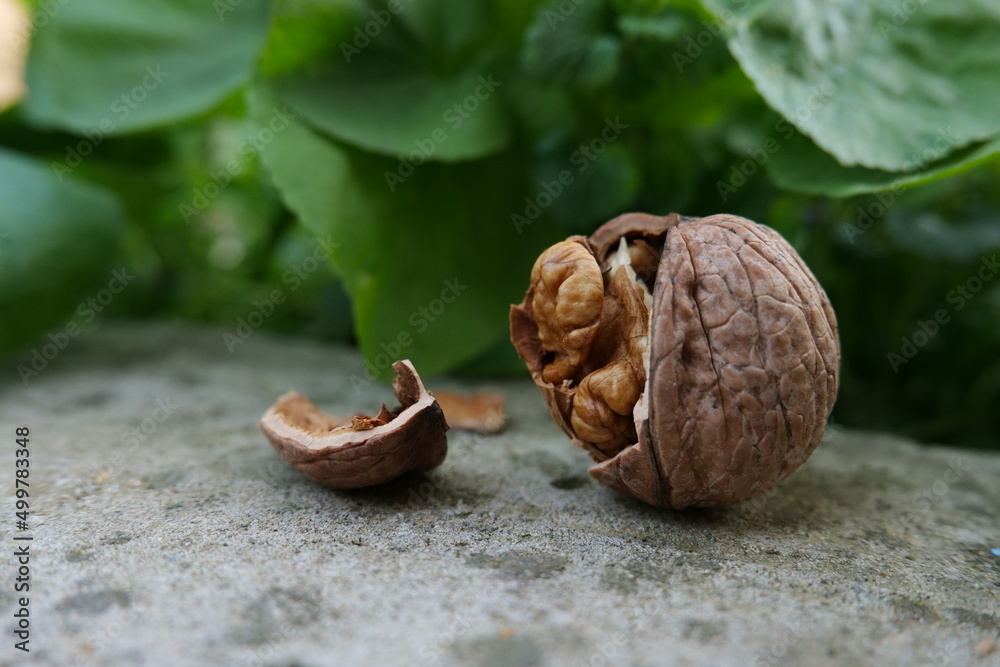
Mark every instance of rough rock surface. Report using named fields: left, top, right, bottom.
left=0, top=323, right=997, bottom=667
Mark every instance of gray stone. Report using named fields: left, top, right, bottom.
left=1, top=323, right=997, bottom=666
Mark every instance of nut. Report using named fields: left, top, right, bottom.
left=528, top=239, right=605, bottom=385
left=259, top=360, right=448, bottom=488
left=511, top=212, right=840, bottom=509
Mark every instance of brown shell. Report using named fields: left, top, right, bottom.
left=511, top=212, right=840, bottom=509
left=259, top=360, right=448, bottom=488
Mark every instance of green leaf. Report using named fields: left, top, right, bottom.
left=612, top=0, right=705, bottom=16
left=23, top=0, right=270, bottom=134
left=532, top=135, right=640, bottom=232
left=616, top=12, right=689, bottom=41
left=274, top=57, right=510, bottom=162
left=259, top=0, right=361, bottom=77
left=767, top=129, right=1000, bottom=197
left=395, top=0, right=494, bottom=64
left=0, top=149, right=126, bottom=353
left=502, top=75, right=577, bottom=137
left=884, top=212, right=1000, bottom=263
left=523, top=0, right=620, bottom=91
left=255, top=91, right=553, bottom=378
left=701, top=0, right=1000, bottom=171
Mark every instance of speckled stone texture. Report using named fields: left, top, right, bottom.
left=1, top=323, right=997, bottom=667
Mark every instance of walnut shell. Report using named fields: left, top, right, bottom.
left=511, top=212, right=840, bottom=509
left=259, top=360, right=448, bottom=488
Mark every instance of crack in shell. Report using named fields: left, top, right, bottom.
left=511, top=212, right=840, bottom=509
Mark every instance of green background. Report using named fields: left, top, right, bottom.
left=2, top=0, right=999, bottom=449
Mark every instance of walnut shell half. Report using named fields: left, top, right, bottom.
left=511, top=212, right=840, bottom=509
left=259, top=360, right=448, bottom=488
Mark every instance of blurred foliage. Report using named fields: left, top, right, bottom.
left=1, top=0, right=998, bottom=448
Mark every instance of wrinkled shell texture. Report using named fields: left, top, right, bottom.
left=511, top=213, right=840, bottom=509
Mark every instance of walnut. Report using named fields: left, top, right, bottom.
left=528, top=240, right=605, bottom=384
left=511, top=213, right=840, bottom=509
left=259, top=360, right=448, bottom=488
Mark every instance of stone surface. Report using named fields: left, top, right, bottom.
left=1, top=323, right=998, bottom=667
